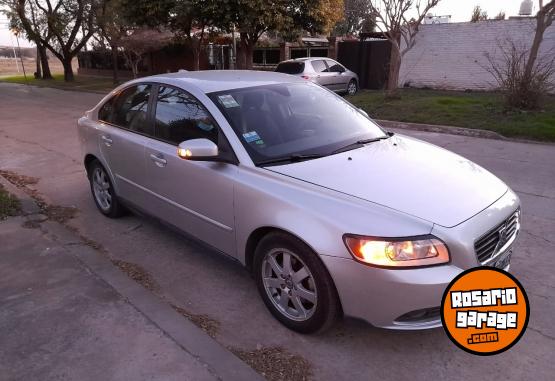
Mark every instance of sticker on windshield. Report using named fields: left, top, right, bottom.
left=242, top=131, right=261, bottom=143
left=218, top=94, right=240, bottom=108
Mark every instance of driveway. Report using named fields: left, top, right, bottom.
left=1, top=83, right=554, bottom=380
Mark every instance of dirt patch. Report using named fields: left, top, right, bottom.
left=0, top=169, right=78, bottom=223
left=43, top=204, right=78, bottom=223
left=229, top=346, right=313, bottom=381
left=0, top=170, right=39, bottom=187
left=170, top=304, right=220, bottom=338
left=112, top=260, right=158, bottom=291
left=21, top=220, right=41, bottom=229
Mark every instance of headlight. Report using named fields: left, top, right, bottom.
left=343, top=235, right=450, bottom=268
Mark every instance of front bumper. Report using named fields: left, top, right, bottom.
left=322, top=188, right=520, bottom=330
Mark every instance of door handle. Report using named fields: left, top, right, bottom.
left=150, top=153, right=167, bottom=167
left=101, top=135, right=113, bottom=146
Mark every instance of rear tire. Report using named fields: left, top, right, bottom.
left=347, top=79, right=358, bottom=96
left=254, top=232, right=340, bottom=333
left=88, top=160, right=126, bottom=218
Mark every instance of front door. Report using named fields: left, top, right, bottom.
left=143, top=85, right=237, bottom=255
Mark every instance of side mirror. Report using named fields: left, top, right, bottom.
left=177, top=138, right=219, bottom=160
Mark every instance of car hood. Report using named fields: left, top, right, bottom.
left=267, top=135, right=507, bottom=228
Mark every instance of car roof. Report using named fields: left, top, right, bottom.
left=140, top=70, right=306, bottom=93
left=289, top=57, right=334, bottom=62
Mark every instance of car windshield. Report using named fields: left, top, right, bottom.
left=208, top=82, right=386, bottom=166
left=275, top=62, right=305, bottom=74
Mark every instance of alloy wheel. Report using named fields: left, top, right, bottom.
left=92, top=167, right=112, bottom=212
left=261, top=248, right=318, bottom=321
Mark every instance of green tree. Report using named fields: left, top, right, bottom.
left=334, top=0, right=374, bottom=36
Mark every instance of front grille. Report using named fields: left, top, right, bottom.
left=474, top=209, right=520, bottom=263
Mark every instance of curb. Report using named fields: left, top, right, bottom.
left=376, top=120, right=506, bottom=140
left=0, top=173, right=263, bottom=381
left=376, top=119, right=555, bottom=146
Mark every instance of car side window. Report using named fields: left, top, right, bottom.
left=111, top=84, right=153, bottom=135
left=311, top=60, right=327, bottom=73
left=325, top=60, right=345, bottom=73
left=154, top=86, right=218, bottom=145
left=98, top=97, right=115, bottom=122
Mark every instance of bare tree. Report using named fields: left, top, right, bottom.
left=494, top=11, right=506, bottom=20
left=485, top=40, right=554, bottom=110
left=367, top=0, right=441, bottom=95
left=120, top=28, right=172, bottom=78
left=484, top=1, right=555, bottom=110
left=470, top=5, right=488, bottom=22
left=525, top=0, right=555, bottom=81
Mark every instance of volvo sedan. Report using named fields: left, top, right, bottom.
left=78, top=71, right=520, bottom=333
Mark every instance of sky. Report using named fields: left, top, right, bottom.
left=0, top=0, right=533, bottom=48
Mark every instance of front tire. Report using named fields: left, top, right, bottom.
left=88, top=160, right=125, bottom=218
left=254, top=232, right=340, bottom=333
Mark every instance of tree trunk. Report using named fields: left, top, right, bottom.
left=524, top=13, right=547, bottom=80
left=237, top=33, right=249, bottom=70
left=111, top=44, right=119, bottom=84
left=38, top=43, right=52, bottom=79
left=386, top=45, right=401, bottom=95
left=35, top=46, right=41, bottom=79
left=62, top=58, right=74, bottom=82
left=244, top=44, right=254, bottom=70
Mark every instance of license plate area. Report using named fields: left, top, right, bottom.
left=488, top=250, right=512, bottom=270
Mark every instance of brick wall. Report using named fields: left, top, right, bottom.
left=399, top=18, right=555, bottom=92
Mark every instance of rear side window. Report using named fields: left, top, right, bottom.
left=153, top=86, right=218, bottom=145
left=275, top=62, right=305, bottom=74
left=98, top=97, right=115, bottom=122
left=325, top=60, right=345, bottom=73
left=111, top=84, right=152, bottom=135
left=311, top=60, right=327, bottom=73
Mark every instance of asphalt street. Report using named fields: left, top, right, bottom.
left=0, top=83, right=554, bottom=380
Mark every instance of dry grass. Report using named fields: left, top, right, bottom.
left=112, top=260, right=159, bottom=291
left=0, top=57, right=76, bottom=77
left=229, top=346, right=313, bottom=381
left=171, top=304, right=221, bottom=338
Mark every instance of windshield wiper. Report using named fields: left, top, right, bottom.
left=331, top=133, right=393, bottom=155
left=257, top=154, right=326, bottom=166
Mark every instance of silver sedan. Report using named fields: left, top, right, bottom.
left=275, top=57, right=359, bottom=95
left=78, top=71, right=520, bottom=333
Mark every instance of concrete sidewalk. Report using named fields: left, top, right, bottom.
left=0, top=212, right=261, bottom=380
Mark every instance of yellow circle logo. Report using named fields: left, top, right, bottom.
left=441, top=268, right=529, bottom=355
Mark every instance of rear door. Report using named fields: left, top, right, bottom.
left=310, top=59, right=333, bottom=89
left=325, top=60, right=348, bottom=91
left=142, top=84, right=237, bottom=255
left=97, top=84, right=154, bottom=207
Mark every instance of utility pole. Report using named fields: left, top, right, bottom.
left=12, top=29, right=27, bottom=82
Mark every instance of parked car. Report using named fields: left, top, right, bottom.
left=275, top=57, right=359, bottom=95
left=78, top=71, right=520, bottom=333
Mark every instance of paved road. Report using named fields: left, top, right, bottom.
left=1, top=83, right=554, bottom=380
left=0, top=216, right=219, bottom=381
